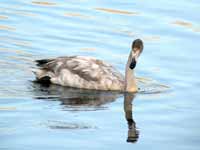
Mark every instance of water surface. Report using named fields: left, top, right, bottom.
left=0, top=0, right=200, bottom=149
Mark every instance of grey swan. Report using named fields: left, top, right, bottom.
left=34, top=39, right=143, bottom=92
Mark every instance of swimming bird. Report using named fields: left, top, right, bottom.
left=34, top=39, right=143, bottom=92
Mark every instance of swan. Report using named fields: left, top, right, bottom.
left=34, top=39, right=143, bottom=92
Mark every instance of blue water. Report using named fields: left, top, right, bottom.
left=0, top=0, right=200, bottom=149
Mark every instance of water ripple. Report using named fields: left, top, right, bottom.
left=0, top=25, right=15, bottom=31
left=0, top=15, right=8, bottom=19
left=41, top=120, right=97, bottom=130
left=31, top=1, right=57, bottom=6
left=172, top=20, right=200, bottom=33
left=95, top=8, right=139, bottom=15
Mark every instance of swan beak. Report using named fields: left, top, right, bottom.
left=129, top=51, right=140, bottom=70
left=129, top=58, right=136, bottom=69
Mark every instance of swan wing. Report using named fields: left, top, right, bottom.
left=36, top=56, right=107, bottom=81
left=35, top=56, right=124, bottom=90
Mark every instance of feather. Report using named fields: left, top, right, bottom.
left=34, top=56, right=124, bottom=91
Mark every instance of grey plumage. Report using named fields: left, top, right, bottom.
left=34, top=56, right=125, bottom=91
left=34, top=39, right=144, bottom=92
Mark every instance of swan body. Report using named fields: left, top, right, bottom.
left=35, top=56, right=125, bottom=91
left=34, top=39, right=144, bottom=92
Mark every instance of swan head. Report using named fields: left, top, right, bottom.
left=129, top=39, right=144, bottom=69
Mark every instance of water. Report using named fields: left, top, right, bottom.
left=0, top=0, right=200, bottom=149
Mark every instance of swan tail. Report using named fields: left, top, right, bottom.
left=35, top=76, right=51, bottom=84
left=35, top=59, right=54, bottom=66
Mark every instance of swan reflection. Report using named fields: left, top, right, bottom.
left=124, top=93, right=139, bottom=143
left=32, top=83, right=121, bottom=110
left=32, top=83, right=139, bottom=142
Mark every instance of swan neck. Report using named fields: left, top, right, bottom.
left=125, top=52, right=138, bottom=92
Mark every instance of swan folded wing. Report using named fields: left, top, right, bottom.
left=35, top=56, right=124, bottom=90
left=66, top=57, right=103, bottom=82
left=38, top=56, right=104, bottom=82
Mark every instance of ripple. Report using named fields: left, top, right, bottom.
left=171, top=20, right=200, bottom=33
left=112, top=29, right=135, bottom=37
left=193, top=27, right=200, bottom=33
left=0, top=8, right=37, bottom=17
left=14, top=10, right=37, bottom=17
left=80, top=47, right=96, bottom=51
left=0, top=107, right=16, bottom=111
left=32, top=1, right=57, bottom=6
left=41, top=120, right=97, bottom=130
left=95, top=8, right=139, bottom=15
left=0, top=127, right=16, bottom=135
left=0, top=15, right=8, bottom=20
left=0, top=25, right=15, bottom=31
left=62, top=106, right=107, bottom=111
left=0, top=48, right=33, bottom=57
left=137, top=77, right=170, bottom=94
left=0, top=37, right=31, bottom=47
left=64, top=12, right=90, bottom=19
left=143, top=36, right=160, bottom=42
left=172, top=20, right=193, bottom=28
